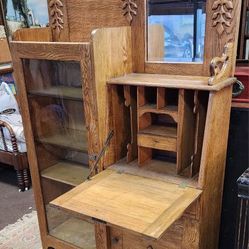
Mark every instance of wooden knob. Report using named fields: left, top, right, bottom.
left=147, top=246, right=153, bottom=249
left=112, top=237, right=119, bottom=244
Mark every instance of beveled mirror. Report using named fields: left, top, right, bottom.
left=147, top=0, right=207, bottom=63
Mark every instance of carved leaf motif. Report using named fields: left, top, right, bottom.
left=49, top=0, right=64, bottom=37
left=122, top=0, right=138, bottom=24
left=212, top=0, right=234, bottom=35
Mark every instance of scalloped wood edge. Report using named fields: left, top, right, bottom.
left=209, top=42, right=234, bottom=85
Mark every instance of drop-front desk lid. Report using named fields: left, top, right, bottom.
left=51, top=168, right=202, bottom=240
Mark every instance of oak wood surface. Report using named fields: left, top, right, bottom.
left=198, top=86, right=233, bottom=249
left=51, top=169, right=201, bottom=240
left=41, top=161, right=89, bottom=187
left=0, top=39, right=11, bottom=63
left=108, top=73, right=237, bottom=91
left=138, top=104, right=178, bottom=122
left=10, top=41, right=99, bottom=249
left=12, top=27, right=52, bottom=42
left=91, top=27, right=133, bottom=169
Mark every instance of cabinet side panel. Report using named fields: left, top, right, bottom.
left=66, top=0, right=127, bottom=42
left=198, top=86, right=233, bottom=249
left=91, top=27, right=133, bottom=169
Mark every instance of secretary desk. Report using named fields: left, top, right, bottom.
left=11, top=0, right=242, bottom=248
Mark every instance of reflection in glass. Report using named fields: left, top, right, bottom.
left=147, top=0, right=206, bottom=62
left=22, top=59, right=96, bottom=249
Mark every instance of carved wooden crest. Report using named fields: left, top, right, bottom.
left=49, top=0, right=64, bottom=37
left=209, top=42, right=234, bottom=85
left=122, top=0, right=138, bottom=24
left=212, top=0, right=234, bottom=35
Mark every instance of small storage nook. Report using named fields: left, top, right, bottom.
left=10, top=0, right=242, bottom=249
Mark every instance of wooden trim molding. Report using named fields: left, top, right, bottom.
left=212, top=0, right=234, bottom=35
left=122, top=0, right=138, bottom=24
left=49, top=0, right=64, bottom=38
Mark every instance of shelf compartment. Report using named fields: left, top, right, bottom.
left=47, top=206, right=96, bottom=249
left=28, top=86, right=83, bottom=101
left=139, top=125, right=177, bottom=138
left=138, top=104, right=178, bottom=122
left=38, top=129, right=88, bottom=152
left=41, top=161, right=90, bottom=187
left=137, top=86, right=157, bottom=107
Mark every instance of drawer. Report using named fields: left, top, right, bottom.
left=110, top=218, right=183, bottom=249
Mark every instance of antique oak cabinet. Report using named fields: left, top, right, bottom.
left=11, top=0, right=242, bottom=249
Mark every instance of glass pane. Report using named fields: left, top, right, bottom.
left=22, top=59, right=96, bottom=249
left=147, top=0, right=206, bottom=62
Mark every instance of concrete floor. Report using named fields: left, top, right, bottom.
left=0, top=165, right=35, bottom=230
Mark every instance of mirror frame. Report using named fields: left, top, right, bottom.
left=131, top=0, right=241, bottom=76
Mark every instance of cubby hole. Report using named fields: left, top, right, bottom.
left=137, top=86, right=157, bottom=107
left=138, top=113, right=177, bottom=137
left=152, top=149, right=177, bottom=164
left=157, top=88, right=179, bottom=109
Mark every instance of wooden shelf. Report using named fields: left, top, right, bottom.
left=38, top=129, right=88, bottom=152
left=28, top=86, right=83, bottom=101
left=108, top=73, right=236, bottom=91
left=139, top=104, right=178, bottom=122
left=139, top=125, right=177, bottom=138
left=49, top=216, right=96, bottom=249
left=41, top=161, right=90, bottom=187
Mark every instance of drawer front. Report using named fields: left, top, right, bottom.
left=110, top=219, right=183, bottom=249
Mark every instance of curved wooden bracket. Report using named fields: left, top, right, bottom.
left=209, top=42, right=234, bottom=85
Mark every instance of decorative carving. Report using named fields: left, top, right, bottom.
left=212, top=0, right=234, bottom=35
left=209, top=42, right=234, bottom=85
left=122, top=0, right=138, bottom=24
left=49, top=0, right=64, bottom=37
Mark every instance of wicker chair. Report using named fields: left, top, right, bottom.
left=0, top=120, right=30, bottom=191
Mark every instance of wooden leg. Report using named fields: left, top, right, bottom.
left=16, top=170, right=25, bottom=192
left=23, top=168, right=30, bottom=191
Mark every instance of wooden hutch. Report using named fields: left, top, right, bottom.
left=10, top=0, right=242, bottom=249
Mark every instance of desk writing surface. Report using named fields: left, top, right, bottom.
left=51, top=168, right=202, bottom=239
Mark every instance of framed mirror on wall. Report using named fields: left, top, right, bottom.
left=147, top=0, right=207, bottom=63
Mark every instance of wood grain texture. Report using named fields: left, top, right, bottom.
left=132, top=0, right=241, bottom=76
left=177, top=90, right=195, bottom=175
left=51, top=169, right=202, bottom=240
left=138, top=133, right=177, bottom=152
left=108, top=73, right=237, bottom=91
left=91, top=27, right=133, bottom=169
left=198, top=86, right=233, bottom=249
left=66, top=0, right=127, bottom=42
left=48, top=0, right=70, bottom=41
left=10, top=41, right=99, bottom=249
left=147, top=24, right=165, bottom=61
left=0, top=39, right=11, bottom=63
left=80, top=45, right=100, bottom=171
left=203, top=0, right=242, bottom=75
left=12, top=27, right=52, bottom=42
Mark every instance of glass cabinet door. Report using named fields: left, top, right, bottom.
left=22, top=59, right=96, bottom=249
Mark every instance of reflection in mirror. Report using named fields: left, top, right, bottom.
left=147, top=0, right=206, bottom=63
